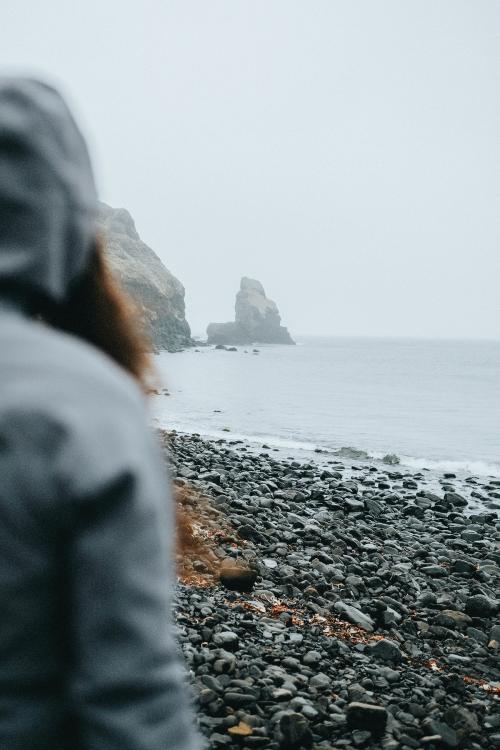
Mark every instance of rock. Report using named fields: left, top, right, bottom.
left=207, top=277, right=294, bottom=345
left=346, top=702, right=388, bottom=735
left=444, top=706, right=480, bottom=739
left=364, top=497, right=383, bottom=517
left=461, top=529, right=482, bottom=542
left=369, top=639, right=403, bottom=664
left=465, top=594, right=497, bottom=618
left=382, top=453, right=400, bottom=465
left=333, top=601, right=375, bottom=632
left=490, top=624, right=500, bottom=642
left=165, top=431, right=499, bottom=750
left=213, top=631, right=239, bottom=650
left=421, top=564, right=448, bottom=578
left=432, top=610, right=472, bottom=629
left=237, top=524, right=267, bottom=544
left=345, top=498, right=365, bottom=512
left=228, top=722, right=253, bottom=737
left=302, top=650, right=322, bottom=666
left=421, top=718, right=459, bottom=748
left=99, top=202, right=191, bottom=351
left=213, top=651, right=236, bottom=674
left=219, top=558, right=257, bottom=593
left=279, top=712, right=313, bottom=749
left=272, top=687, right=294, bottom=701
left=224, top=692, right=256, bottom=708
left=336, top=447, right=369, bottom=460
left=309, top=672, right=330, bottom=690
left=444, top=491, right=468, bottom=507
left=451, top=559, right=476, bottom=575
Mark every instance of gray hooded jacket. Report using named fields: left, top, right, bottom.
left=0, top=79, right=199, bottom=749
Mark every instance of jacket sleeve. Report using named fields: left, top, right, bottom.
left=64, top=410, right=201, bottom=750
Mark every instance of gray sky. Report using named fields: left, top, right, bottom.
left=2, top=1, right=499, bottom=339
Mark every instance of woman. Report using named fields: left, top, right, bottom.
left=0, top=78, right=200, bottom=749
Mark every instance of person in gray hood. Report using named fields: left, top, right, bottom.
left=0, top=78, right=201, bottom=749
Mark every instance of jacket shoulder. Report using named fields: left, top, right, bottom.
left=0, top=315, right=161, bottom=499
left=0, top=313, right=144, bottom=411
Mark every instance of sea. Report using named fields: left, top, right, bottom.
left=152, top=336, right=500, bottom=481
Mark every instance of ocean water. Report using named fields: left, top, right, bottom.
left=152, top=337, right=500, bottom=479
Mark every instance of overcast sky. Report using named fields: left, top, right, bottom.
left=2, top=1, right=499, bottom=339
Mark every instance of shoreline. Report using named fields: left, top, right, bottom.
left=162, top=430, right=500, bottom=750
left=155, top=424, right=500, bottom=516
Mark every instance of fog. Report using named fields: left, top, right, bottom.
left=2, top=1, right=499, bottom=339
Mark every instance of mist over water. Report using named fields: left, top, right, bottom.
left=152, top=336, right=500, bottom=478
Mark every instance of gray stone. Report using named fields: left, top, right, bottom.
left=421, top=718, right=458, bottom=748
left=421, top=564, right=448, bottom=578
left=432, top=610, right=472, bottom=629
left=465, top=594, right=497, bottom=618
left=333, top=601, right=375, bottom=632
left=309, top=672, right=330, bottom=689
left=302, top=650, right=322, bottom=666
left=213, top=631, right=239, bottom=649
left=451, top=559, right=476, bottom=575
left=369, top=639, right=403, bottom=664
left=224, top=692, right=256, bottom=707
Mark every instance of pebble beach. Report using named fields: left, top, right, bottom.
left=160, top=431, right=500, bottom=750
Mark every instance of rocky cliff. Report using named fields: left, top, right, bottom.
left=207, top=277, right=294, bottom=345
left=98, top=202, right=192, bottom=351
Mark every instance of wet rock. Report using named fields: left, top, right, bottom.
left=382, top=454, right=400, bottom=465
left=445, top=491, right=468, bottom=507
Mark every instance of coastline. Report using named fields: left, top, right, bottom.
left=162, top=430, right=500, bottom=750
left=155, top=423, right=500, bottom=516
left=152, top=337, right=500, bottom=488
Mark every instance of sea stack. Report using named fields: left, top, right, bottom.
left=98, top=202, right=192, bottom=351
left=207, top=277, right=295, bottom=345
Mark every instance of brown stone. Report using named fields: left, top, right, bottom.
left=219, top=558, right=257, bottom=593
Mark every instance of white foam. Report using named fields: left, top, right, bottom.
left=397, top=455, right=500, bottom=479
left=153, top=412, right=500, bottom=479
left=159, top=420, right=320, bottom=453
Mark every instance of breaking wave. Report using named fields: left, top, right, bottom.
left=153, top=415, right=500, bottom=479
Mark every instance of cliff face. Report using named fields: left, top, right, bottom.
left=98, top=202, right=192, bottom=351
left=207, top=277, right=294, bottom=345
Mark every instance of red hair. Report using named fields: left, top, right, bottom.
left=47, top=236, right=153, bottom=390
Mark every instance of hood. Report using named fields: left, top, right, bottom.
left=0, top=77, right=98, bottom=305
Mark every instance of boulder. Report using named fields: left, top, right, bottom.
left=219, top=558, right=258, bottom=593
left=98, top=202, right=191, bottom=351
left=207, top=277, right=294, bottom=345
